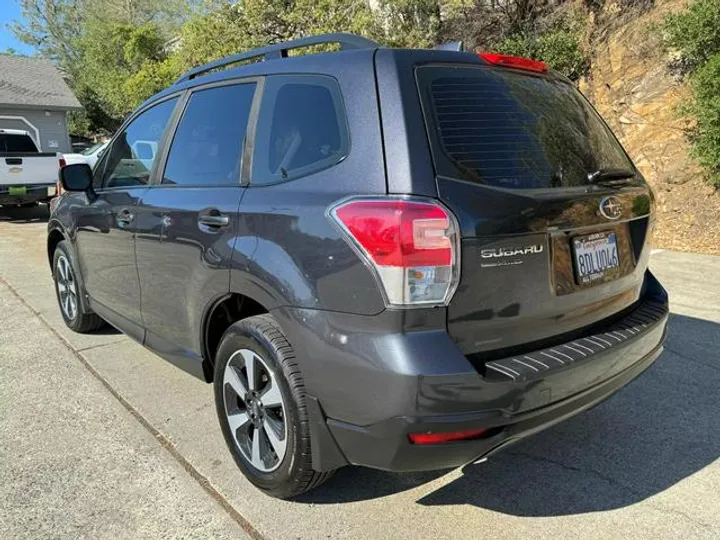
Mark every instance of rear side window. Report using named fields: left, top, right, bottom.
left=252, top=75, right=348, bottom=185
left=0, top=133, right=38, bottom=153
left=163, top=83, right=256, bottom=187
left=417, top=66, right=633, bottom=189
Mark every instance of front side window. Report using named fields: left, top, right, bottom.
left=252, top=75, right=348, bottom=185
left=100, top=97, right=178, bottom=189
left=162, top=83, right=256, bottom=187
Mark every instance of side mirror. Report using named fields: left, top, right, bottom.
left=60, top=163, right=93, bottom=192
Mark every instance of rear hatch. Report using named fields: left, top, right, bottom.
left=415, top=62, right=654, bottom=359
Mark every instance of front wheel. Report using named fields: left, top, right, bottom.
left=52, top=241, right=104, bottom=333
left=213, top=314, right=334, bottom=498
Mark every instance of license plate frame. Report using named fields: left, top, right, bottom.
left=572, top=232, right=620, bottom=285
left=8, top=186, right=27, bottom=196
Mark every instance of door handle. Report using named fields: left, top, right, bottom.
left=117, top=208, right=134, bottom=224
left=198, top=208, right=229, bottom=228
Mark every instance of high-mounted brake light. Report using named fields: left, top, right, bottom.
left=478, top=52, right=548, bottom=73
left=408, top=428, right=488, bottom=445
left=329, top=197, right=460, bottom=307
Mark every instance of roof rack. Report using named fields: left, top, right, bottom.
left=174, top=33, right=380, bottom=85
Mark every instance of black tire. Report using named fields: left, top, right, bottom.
left=52, top=240, right=105, bottom=333
left=213, top=314, right=334, bottom=499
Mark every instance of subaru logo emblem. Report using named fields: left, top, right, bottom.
left=599, top=196, right=623, bottom=220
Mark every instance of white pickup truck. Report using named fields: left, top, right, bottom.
left=0, top=128, right=61, bottom=207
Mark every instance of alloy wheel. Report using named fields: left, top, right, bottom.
left=56, top=254, right=78, bottom=321
left=223, top=349, right=288, bottom=473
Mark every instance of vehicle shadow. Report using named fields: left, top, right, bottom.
left=299, top=313, right=720, bottom=516
left=0, top=204, right=50, bottom=224
left=92, top=325, right=122, bottom=336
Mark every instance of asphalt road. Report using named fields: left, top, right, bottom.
left=1, top=205, right=719, bottom=540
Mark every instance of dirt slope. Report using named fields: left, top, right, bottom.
left=580, top=0, right=720, bottom=254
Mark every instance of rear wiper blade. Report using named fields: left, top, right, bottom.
left=587, top=168, right=636, bottom=185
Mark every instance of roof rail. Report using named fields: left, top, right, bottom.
left=174, top=33, right=380, bottom=85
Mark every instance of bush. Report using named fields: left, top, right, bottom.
left=663, top=0, right=720, bottom=187
left=686, top=54, right=720, bottom=187
left=493, top=28, right=589, bottom=80
left=662, top=0, right=720, bottom=69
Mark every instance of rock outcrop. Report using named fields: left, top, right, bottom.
left=580, top=0, right=720, bottom=254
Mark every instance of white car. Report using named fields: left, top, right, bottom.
left=63, top=141, right=108, bottom=169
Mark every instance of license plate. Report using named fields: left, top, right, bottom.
left=8, top=186, right=27, bottom=196
left=572, top=232, right=620, bottom=284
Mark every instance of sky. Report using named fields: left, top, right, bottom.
left=0, top=1, right=35, bottom=55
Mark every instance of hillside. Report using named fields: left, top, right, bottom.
left=580, top=0, right=720, bottom=254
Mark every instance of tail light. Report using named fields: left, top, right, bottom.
left=408, top=428, right=487, bottom=445
left=328, top=197, right=460, bottom=307
left=478, top=52, right=548, bottom=73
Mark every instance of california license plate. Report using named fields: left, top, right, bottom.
left=572, top=232, right=620, bottom=284
left=8, top=186, right=27, bottom=196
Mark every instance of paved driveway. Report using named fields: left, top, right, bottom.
left=1, top=205, right=719, bottom=540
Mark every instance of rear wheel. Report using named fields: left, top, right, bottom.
left=52, top=241, right=104, bottom=333
left=213, top=314, right=334, bottom=498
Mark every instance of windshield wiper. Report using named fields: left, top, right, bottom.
left=587, top=168, right=636, bottom=185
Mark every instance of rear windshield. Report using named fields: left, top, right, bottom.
left=0, top=133, right=38, bottom=153
left=417, top=65, right=633, bottom=189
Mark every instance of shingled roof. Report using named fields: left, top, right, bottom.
left=0, top=55, right=82, bottom=110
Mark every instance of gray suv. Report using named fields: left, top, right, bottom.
left=49, top=33, right=669, bottom=498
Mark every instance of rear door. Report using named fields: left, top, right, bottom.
left=134, top=79, right=260, bottom=375
left=414, top=63, right=653, bottom=357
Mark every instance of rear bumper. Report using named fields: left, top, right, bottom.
left=0, top=183, right=55, bottom=205
left=328, top=330, right=664, bottom=471
left=274, top=272, right=668, bottom=473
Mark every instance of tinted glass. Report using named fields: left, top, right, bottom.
left=418, top=66, right=633, bottom=189
left=0, top=133, right=38, bottom=153
left=253, top=76, right=348, bottom=184
left=81, top=142, right=104, bottom=156
left=163, top=83, right=256, bottom=187
left=101, top=97, right=178, bottom=189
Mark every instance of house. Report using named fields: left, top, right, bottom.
left=0, top=54, right=81, bottom=153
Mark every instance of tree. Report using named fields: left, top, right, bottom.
left=73, top=19, right=177, bottom=125
left=373, top=0, right=442, bottom=48
left=10, top=0, right=85, bottom=68
left=176, top=0, right=378, bottom=69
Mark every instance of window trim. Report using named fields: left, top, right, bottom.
left=151, top=76, right=265, bottom=189
left=248, top=74, right=350, bottom=187
left=94, top=92, right=184, bottom=193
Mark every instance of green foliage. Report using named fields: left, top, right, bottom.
left=685, top=55, right=720, bottom=187
left=176, top=0, right=378, bottom=69
left=67, top=110, right=92, bottom=138
left=73, top=20, right=173, bottom=124
left=11, top=0, right=597, bottom=135
left=662, top=0, right=720, bottom=69
left=373, top=0, right=442, bottom=48
left=123, top=58, right=182, bottom=109
left=493, top=28, right=589, bottom=80
left=662, top=0, right=720, bottom=186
